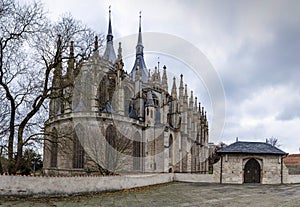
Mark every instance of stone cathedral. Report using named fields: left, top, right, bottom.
left=43, top=9, right=209, bottom=175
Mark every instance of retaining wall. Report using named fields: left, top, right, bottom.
left=174, top=173, right=218, bottom=183
left=0, top=174, right=173, bottom=197
left=1, top=172, right=300, bottom=197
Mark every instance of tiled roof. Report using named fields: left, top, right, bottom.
left=217, top=141, right=287, bottom=155
left=284, top=154, right=300, bottom=165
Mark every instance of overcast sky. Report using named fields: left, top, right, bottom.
left=42, top=0, right=300, bottom=153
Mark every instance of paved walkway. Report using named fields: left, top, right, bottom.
left=2, top=182, right=300, bottom=207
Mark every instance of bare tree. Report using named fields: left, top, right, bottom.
left=0, top=0, right=100, bottom=174
left=266, top=137, right=281, bottom=147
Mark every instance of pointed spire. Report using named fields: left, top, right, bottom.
left=171, top=77, right=177, bottom=98
left=179, top=74, right=184, bottom=100
left=94, top=36, right=99, bottom=51
left=152, top=66, right=160, bottom=84
left=53, top=35, right=62, bottom=88
left=184, top=84, right=188, bottom=98
left=202, top=106, right=204, bottom=116
left=130, top=11, right=148, bottom=82
left=117, top=42, right=122, bottom=60
left=67, top=41, right=74, bottom=79
left=195, top=97, right=198, bottom=110
left=107, top=5, right=113, bottom=42
left=162, top=65, right=168, bottom=91
left=198, top=102, right=201, bottom=112
left=55, top=35, right=62, bottom=76
left=137, top=11, right=143, bottom=52
left=189, top=91, right=194, bottom=108
left=103, top=6, right=116, bottom=63
left=158, top=57, right=160, bottom=69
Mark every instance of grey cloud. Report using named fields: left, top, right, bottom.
left=277, top=101, right=300, bottom=121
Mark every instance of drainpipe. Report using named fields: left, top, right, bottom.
left=281, top=155, right=287, bottom=184
left=220, top=155, right=223, bottom=184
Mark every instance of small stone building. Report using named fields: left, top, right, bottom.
left=216, top=141, right=287, bottom=184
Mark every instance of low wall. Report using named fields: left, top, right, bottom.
left=285, top=175, right=300, bottom=184
left=2, top=172, right=300, bottom=197
left=0, top=174, right=173, bottom=197
left=174, top=173, right=218, bottom=183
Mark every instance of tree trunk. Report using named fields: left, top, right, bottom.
left=0, top=44, right=16, bottom=174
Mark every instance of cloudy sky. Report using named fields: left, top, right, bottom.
left=42, top=0, right=300, bottom=153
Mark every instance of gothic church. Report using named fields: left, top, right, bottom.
left=43, top=9, right=209, bottom=175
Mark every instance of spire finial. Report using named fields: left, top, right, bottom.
left=158, top=57, right=160, bottom=69
left=137, top=11, right=143, bottom=47
left=107, top=6, right=113, bottom=42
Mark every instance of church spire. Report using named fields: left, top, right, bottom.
left=130, top=11, right=148, bottom=82
left=162, top=65, right=168, bottom=92
left=171, top=77, right=177, bottom=98
left=136, top=11, right=143, bottom=55
left=179, top=74, right=184, bottom=100
left=107, top=6, right=113, bottom=42
left=103, top=6, right=116, bottom=63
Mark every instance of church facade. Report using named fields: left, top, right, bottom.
left=43, top=9, right=209, bottom=175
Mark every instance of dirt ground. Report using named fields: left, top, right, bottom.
left=1, top=182, right=300, bottom=207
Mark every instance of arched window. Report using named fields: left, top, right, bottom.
left=124, top=86, right=132, bottom=116
left=50, top=128, right=58, bottom=168
left=133, top=132, right=144, bottom=171
left=73, top=124, right=84, bottom=169
left=169, top=134, right=174, bottom=167
left=105, top=125, right=117, bottom=170
left=98, top=76, right=107, bottom=111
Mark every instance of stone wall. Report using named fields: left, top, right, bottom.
left=173, top=173, right=218, bottom=183
left=0, top=173, right=220, bottom=198
left=282, top=164, right=300, bottom=184
left=0, top=174, right=173, bottom=197
left=1, top=172, right=300, bottom=197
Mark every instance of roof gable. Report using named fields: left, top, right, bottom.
left=217, top=141, right=287, bottom=155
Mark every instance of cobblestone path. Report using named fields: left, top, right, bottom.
left=2, top=182, right=300, bottom=207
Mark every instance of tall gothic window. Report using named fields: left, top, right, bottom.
left=169, top=134, right=174, bottom=167
left=105, top=125, right=117, bottom=170
left=124, top=86, right=132, bottom=116
left=50, top=128, right=58, bottom=168
left=73, top=124, right=84, bottom=169
left=98, top=76, right=107, bottom=111
left=133, top=132, right=143, bottom=171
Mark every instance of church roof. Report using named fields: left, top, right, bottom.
left=217, top=141, right=287, bottom=155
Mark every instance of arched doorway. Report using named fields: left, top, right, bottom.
left=244, top=158, right=261, bottom=183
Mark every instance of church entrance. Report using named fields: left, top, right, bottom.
left=244, top=158, right=261, bottom=183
